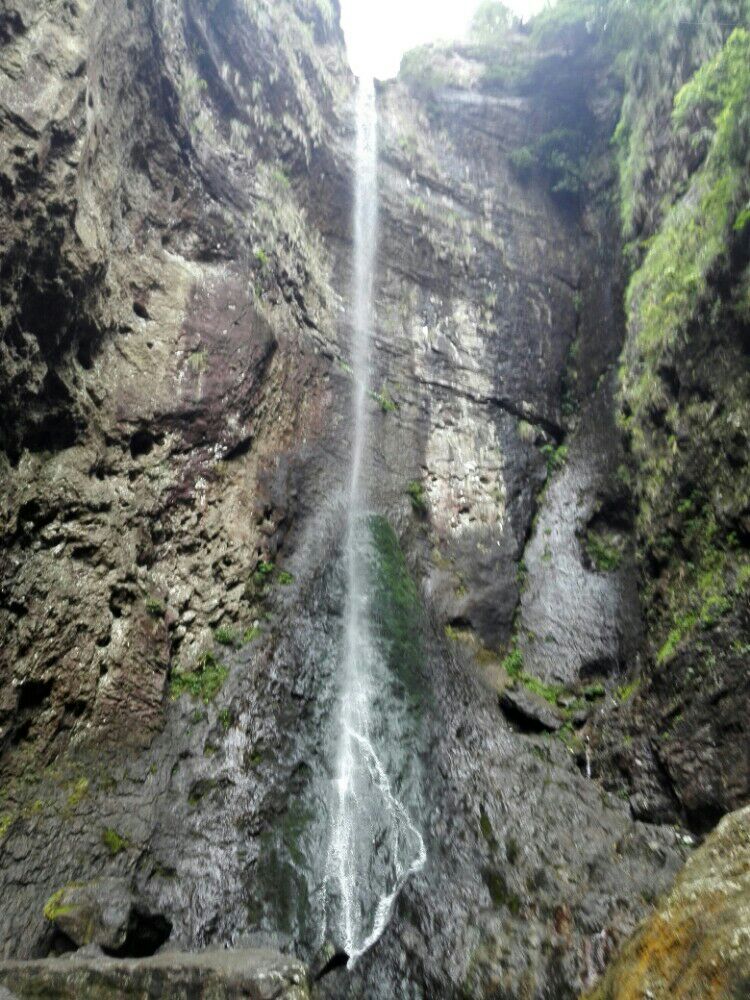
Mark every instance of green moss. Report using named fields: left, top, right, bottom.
left=501, top=646, right=524, bottom=679
left=218, top=708, right=232, bottom=732
left=101, top=828, right=128, bottom=856
left=615, top=679, right=641, bottom=702
left=371, top=384, right=398, bottom=413
left=270, top=167, right=290, bottom=190
left=170, top=651, right=228, bottom=703
left=506, top=836, right=520, bottom=865
left=242, top=625, right=262, bottom=644
left=368, top=515, right=425, bottom=705
left=406, top=480, right=428, bottom=514
left=66, top=777, right=89, bottom=808
left=0, top=814, right=12, bottom=840
left=622, top=28, right=750, bottom=419
left=187, top=779, right=216, bottom=808
left=653, top=512, right=749, bottom=665
left=43, top=886, right=79, bottom=923
left=277, top=570, right=294, bottom=586
left=214, top=626, right=237, bottom=646
left=501, top=643, right=591, bottom=717
left=187, top=351, right=207, bottom=373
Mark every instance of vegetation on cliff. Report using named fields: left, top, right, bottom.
left=616, top=16, right=750, bottom=666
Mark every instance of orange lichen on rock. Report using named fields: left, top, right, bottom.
left=583, top=805, right=750, bottom=1000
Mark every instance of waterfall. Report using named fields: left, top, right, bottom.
left=323, top=76, right=426, bottom=966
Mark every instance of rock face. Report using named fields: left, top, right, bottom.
left=582, top=805, right=750, bottom=1000
left=0, top=1, right=748, bottom=999
left=583, top=7, right=750, bottom=832
left=43, top=878, right=171, bottom=956
left=0, top=948, right=310, bottom=999
left=0, top=0, right=350, bottom=765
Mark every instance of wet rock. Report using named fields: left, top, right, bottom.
left=500, top=685, right=564, bottom=732
left=0, top=948, right=310, bottom=999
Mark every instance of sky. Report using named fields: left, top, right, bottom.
left=339, top=0, right=549, bottom=79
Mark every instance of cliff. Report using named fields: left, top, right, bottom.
left=0, top=1, right=748, bottom=998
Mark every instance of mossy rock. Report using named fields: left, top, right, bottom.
left=583, top=805, right=750, bottom=999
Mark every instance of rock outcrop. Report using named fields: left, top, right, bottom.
left=582, top=804, right=750, bottom=1000
left=0, top=947, right=310, bottom=999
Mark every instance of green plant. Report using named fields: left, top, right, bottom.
left=484, top=868, right=522, bottom=914
left=170, top=652, right=228, bottom=703
left=214, top=626, right=237, bottom=646
left=368, top=516, right=425, bottom=704
left=540, top=443, right=568, bottom=475
left=509, top=146, right=535, bottom=178
left=254, top=248, right=269, bottom=268
left=252, top=560, right=275, bottom=589
left=145, top=598, right=165, bottom=619
left=501, top=645, right=524, bottom=679
left=407, top=480, right=427, bottom=514
left=584, top=530, right=625, bottom=572
left=615, top=679, right=640, bottom=702
left=277, top=570, right=294, bottom=586
left=242, top=626, right=262, bottom=644
left=470, top=1, right=515, bottom=45
left=400, top=45, right=452, bottom=96
left=218, top=708, right=232, bottom=732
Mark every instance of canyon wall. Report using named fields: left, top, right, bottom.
left=0, top=1, right=748, bottom=997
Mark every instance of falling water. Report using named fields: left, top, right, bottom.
left=324, top=76, right=426, bottom=965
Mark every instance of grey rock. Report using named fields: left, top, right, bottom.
left=45, top=879, right=158, bottom=954
left=500, top=685, right=564, bottom=732
left=0, top=948, right=309, bottom=999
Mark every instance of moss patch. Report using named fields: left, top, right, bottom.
left=406, top=480, right=427, bottom=514
left=170, top=651, right=228, bottom=703
left=43, top=886, right=79, bottom=923
left=101, top=828, right=128, bottom=856
left=368, top=515, right=425, bottom=705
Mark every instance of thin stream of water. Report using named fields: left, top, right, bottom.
left=324, top=76, right=426, bottom=965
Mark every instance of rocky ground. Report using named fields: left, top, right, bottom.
left=0, top=948, right=309, bottom=999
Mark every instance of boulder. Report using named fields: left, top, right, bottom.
left=43, top=879, right=170, bottom=957
left=584, top=805, right=750, bottom=999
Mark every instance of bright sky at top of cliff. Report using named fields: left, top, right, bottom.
left=339, top=0, right=548, bottom=79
